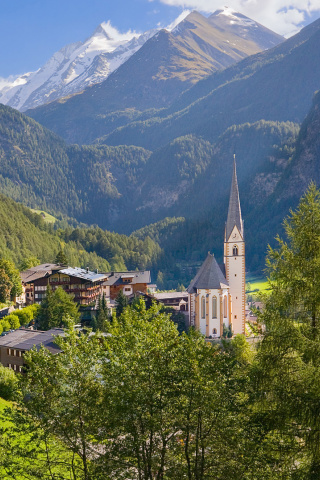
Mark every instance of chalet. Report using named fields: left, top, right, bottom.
left=0, top=328, right=64, bottom=372
left=103, top=271, right=151, bottom=300
left=21, top=264, right=108, bottom=306
left=21, top=263, right=62, bottom=305
left=153, top=292, right=188, bottom=311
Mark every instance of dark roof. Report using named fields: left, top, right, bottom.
left=21, top=263, right=62, bottom=284
left=187, top=254, right=228, bottom=293
left=0, top=328, right=64, bottom=354
left=225, top=159, right=244, bottom=241
left=103, top=271, right=151, bottom=286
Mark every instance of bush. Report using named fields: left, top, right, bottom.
left=5, top=314, right=20, bottom=330
left=0, top=364, right=18, bottom=401
left=0, top=319, right=11, bottom=332
left=14, top=304, right=40, bottom=326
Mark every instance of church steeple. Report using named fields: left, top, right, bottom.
left=225, top=157, right=244, bottom=241
left=224, top=156, right=245, bottom=335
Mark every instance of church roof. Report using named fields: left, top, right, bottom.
left=225, top=159, right=244, bottom=241
left=187, top=253, right=229, bottom=293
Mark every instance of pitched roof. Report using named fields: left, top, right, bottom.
left=103, top=271, right=151, bottom=286
left=0, top=328, right=64, bottom=354
left=225, top=159, right=244, bottom=241
left=21, top=263, right=62, bottom=284
left=187, top=254, right=229, bottom=293
left=59, top=267, right=108, bottom=283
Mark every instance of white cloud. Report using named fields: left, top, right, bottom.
left=155, top=0, right=320, bottom=36
left=166, top=9, right=191, bottom=30
left=0, top=74, right=26, bottom=90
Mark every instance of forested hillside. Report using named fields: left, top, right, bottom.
left=0, top=194, right=161, bottom=273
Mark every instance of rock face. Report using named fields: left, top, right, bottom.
left=0, top=24, right=157, bottom=112
left=24, top=9, right=283, bottom=144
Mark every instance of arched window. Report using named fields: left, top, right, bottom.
left=223, top=296, right=227, bottom=318
left=212, top=296, right=217, bottom=319
left=201, top=297, right=206, bottom=318
left=213, top=328, right=217, bottom=335
left=233, top=245, right=238, bottom=256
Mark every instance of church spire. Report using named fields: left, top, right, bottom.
left=225, top=156, right=244, bottom=241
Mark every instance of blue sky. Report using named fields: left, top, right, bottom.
left=1, top=0, right=320, bottom=77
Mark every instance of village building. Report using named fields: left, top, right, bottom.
left=102, top=271, right=151, bottom=300
left=21, top=265, right=108, bottom=306
left=153, top=292, right=188, bottom=312
left=20, top=264, right=152, bottom=307
left=187, top=160, right=245, bottom=337
left=0, top=328, right=64, bottom=371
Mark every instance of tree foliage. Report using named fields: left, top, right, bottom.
left=254, top=183, right=320, bottom=478
left=36, top=287, right=80, bottom=330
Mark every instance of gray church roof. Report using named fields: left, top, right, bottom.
left=225, top=160, right=244, bottom=241
left=187, top=254, right=229, bottom=293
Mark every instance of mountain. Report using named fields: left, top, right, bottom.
left=99, top=17, right=320, bottom=151
left=26, top=9, right=283, bottom=144
left=0, top=192, right=162, bottom=274
left=0, top=23, right=156, bottom=112
left=0, top=103, right=151, bottom=226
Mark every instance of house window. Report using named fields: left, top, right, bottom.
left=213, top=328, right=217, bottom=335
left=234, top=315, right=237, bottom=319
left=223, top=296, right=227, bottom=318
left=201, top=297, right=206, bottom=319
left=212, top=296, right=217, bottom=319
left=233, top=245, right=238, bottom=256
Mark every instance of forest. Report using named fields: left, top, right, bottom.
left=1, top=185, right=320, bottom=479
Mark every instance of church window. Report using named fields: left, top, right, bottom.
left=223, top=296, right=227, bottom=318
left=201, top=297, right=206, bottom=318
left=233, top=245, right=238, bottom=256
left=212, top=296, right=217, bottom=318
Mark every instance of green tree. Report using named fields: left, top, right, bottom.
left=36, top=286, right=80, bottom=330
left=0, top=259, right=22, bottom=299
left=55, top=248, right=68, bottom=265
left=255, top=184, right=320, bottom=478
left=115, top=290, right=128, bottom=318
left=19, top=256, right=40, bottom=271
left=0, top=268, right=13, bottom=303
left=95, top=293, right=109, bottom=332
left=0, top=364, right=18, bottom=401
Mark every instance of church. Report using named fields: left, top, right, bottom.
left=187, top=160, right=245, bottom=337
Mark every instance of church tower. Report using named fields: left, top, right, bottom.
left=224, top=158, right=245, bottom=335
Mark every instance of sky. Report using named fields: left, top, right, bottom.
left=1, top=0, right=320, bottom=78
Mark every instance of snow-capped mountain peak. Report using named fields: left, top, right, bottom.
left=0, top=21, right=155, bottom=111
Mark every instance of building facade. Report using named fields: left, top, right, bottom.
left=187, top=160, right=245, bottom=337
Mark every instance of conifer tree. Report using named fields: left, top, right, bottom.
left=256, top=183, right=320, bottom=478
left=115, top=290, right=128, bottom=318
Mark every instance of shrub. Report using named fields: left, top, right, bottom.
left=0, top=364, right=18, bottom=401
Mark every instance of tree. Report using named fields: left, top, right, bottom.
left=95, top=293, right=109, bottom=332
left=0, top=364, right=18, bottom=401
left=255, top=184, right=320, bottom=478
left=115, top=290, right=128, bottom=318
left=19, top=256, right=40, bottom=271
left=0, top=259, right=22, bottom=300
left=0, top=268, right=13, bottom=303
left=55, top=248, right=68, bottom=265
left=36, top=286, right=80, bottom=330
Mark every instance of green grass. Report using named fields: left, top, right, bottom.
left=246, top=275, right=270, bottom=294
left=31, top=209, right=57, bottom=224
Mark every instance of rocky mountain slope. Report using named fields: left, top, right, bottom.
left=99, top=17, right=320, bottom=151
left=0, top=23, right=156, bottom=112
left=26, top=9, right=283, bottom=144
